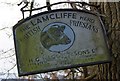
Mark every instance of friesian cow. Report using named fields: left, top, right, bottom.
left=41, top=24, right=71, bottom=50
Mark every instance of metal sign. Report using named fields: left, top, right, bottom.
left=13, top=9, right=111, bottom=76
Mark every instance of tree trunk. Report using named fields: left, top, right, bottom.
left=90, top=2, right=120, bottom=81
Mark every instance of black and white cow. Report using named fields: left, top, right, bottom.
left=41, top=24, right=71, bottom=49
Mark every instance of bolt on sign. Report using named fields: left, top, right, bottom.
left=13, top=9, right=111, bottom=76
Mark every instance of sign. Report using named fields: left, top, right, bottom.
left=13, top=9, right=111, bottom=76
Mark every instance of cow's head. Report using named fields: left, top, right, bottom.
left=41, top=24, right=71, bottom=50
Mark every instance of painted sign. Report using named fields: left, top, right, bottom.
left=13, top=9, right=111, bottom=76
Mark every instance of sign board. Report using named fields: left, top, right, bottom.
left=13, top=9, right=111, bottom=76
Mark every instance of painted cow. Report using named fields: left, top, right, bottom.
left=41, top=24, right=71, bottom=50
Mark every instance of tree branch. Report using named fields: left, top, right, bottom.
left=1, top=48, right=14, bottom=55
left=7, top=64, right=17, bottom=72
left=0, top=27, right=9, bottom=30
left=0, top=53, right=15, bottom=60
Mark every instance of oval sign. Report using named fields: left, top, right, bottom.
left=13, top=9, right=111, bottom=76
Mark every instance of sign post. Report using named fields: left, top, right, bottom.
left=13, top=9, right=111, bottom=76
